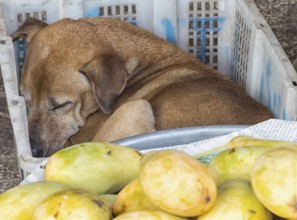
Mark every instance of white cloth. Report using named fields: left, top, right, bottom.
left=21, top=119, right=297, bottom=184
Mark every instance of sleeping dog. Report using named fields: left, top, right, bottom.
left=12, top=17, right=274, bottom=157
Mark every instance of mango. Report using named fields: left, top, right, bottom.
left=99, top=194, right=117, bottom=207
left=227, top=136, right=297, bottom=149
left=0, top=181, right=68, bottom=220
left=194, top=136, right=295, bottom=159
left=113, top=210, right=187, bottom=220
left=113, top=177, right=159, bottom=216
left=251, top=146, right=297, bottom=218
left=198, top=179, right=272, bottom=220
left=139, top=150, right=217, bottom=217
left=33, top=188, right=112, bottom=220
left=210, top=145, right=271, bottom=181
left=45, top=142, right=141, bottom=194
left=202, top=164, right=224, bottom=186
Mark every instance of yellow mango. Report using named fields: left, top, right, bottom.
left=113, top=210, right=187, bottom=220
left=198, top=179, right=272, bottom=220
left=140, top=150, right=217, bottom=217
left=210, top=145, right=271, bottom=181
left=45, top=142, right=141, bottom=194
left=194, top=135, right=296, bottom=159
left=33, top=188, right=112, bottom=220
left=0, top=181, right=68, bottom=220
left=113, top=177, right=159, bottom=216
left=251, top=147, right=297, bottom=218
left=202, top=164, right=224, bottom=186
left=227, top=136, right=297, bottom=149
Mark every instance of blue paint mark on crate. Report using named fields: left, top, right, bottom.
left=177, top=16, right=225, bottom=63
left=258, top=61, right=288, bottom=119
left=259, top=62, right=273, bottom=112
left=282, top=109, right=289, bottom=120
left=272, top=93, right=282, bottom=118
left=266, top=62, right=272, bottom=110
left=191, top=17, right=225, bottom=63
left=84, top=8, right=100, bottom=17
left=161, top=18, right=176, bottom=45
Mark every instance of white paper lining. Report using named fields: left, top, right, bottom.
left=21, top=119, right=297, bottom=184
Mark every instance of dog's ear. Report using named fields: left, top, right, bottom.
left=11, top=17, right=48, bottom=42
left=80, top=52, right=128, bottom=114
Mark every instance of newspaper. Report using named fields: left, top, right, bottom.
left=21, top=119, right=297, bottom=184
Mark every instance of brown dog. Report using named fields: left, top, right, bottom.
left=12, top=17, right=274, bottom=157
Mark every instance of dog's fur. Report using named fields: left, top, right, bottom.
left=12, top=17, right=274, bottom=157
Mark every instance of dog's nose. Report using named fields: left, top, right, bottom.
left=31, top=146, right=44, bottom=157
left=29, top=132, right=45, bottom=157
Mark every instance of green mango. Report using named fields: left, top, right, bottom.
left=45, top=142, right=141, bottom=194
left=0, top=181, right=68, bottom=220
left=210, top=145, right=271, bottom=181
left=98, top=194, right=117, bottom=207
left=226, top=136, right=297, bottom=149
left=198, top=179, right=272, bottom=220
left=33, top=188, right=112, bottom=220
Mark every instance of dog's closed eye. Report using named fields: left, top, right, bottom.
left=51, top=102, right=73, bottom=111
left=49, top=98, right=74, bottom=113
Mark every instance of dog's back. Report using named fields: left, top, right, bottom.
left=80, top=18, right=274, bottom=128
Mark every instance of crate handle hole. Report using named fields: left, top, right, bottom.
left=292, top=81, right=297, bottom=86
left=12, top=100, right=19, bottom=105
left=0, top=40, right=6, bottom=45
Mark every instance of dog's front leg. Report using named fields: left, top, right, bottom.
left=92, top=99, right=156, bottom=143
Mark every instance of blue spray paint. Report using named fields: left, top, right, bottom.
left=84, top=8, right=100, bottom=17
left=161, top=18, right=177, bottom=45
left=258, top=61, right=287, bottom=119
left=186, top=17, right=225, bottom=63
left=259, top=62, right=273, bottom=113
left=177, top=17, right=225, bottom=63
left=266, top=62, right=272, bottom=110
left=272, top=93, right=281, bottom=117
left=282, top=109, right=288, bottom=120
left=273, top=93, right=277, bottom=116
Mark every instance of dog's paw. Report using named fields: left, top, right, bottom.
left=93, top=99, right=156, bottom=142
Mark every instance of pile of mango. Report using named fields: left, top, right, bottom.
left=1, top=136, right=297, bottom=219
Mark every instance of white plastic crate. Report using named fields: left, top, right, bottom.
left=0, top=0, right=297, bottom=176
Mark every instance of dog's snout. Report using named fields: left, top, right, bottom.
left=31, top=146, right=44, bottom=158
left=29, top=119, right=47, bottom=157
left=29, top=134, right=45, bottom=157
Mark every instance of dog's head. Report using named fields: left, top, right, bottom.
left=12, top=18, right=128, bottom=157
